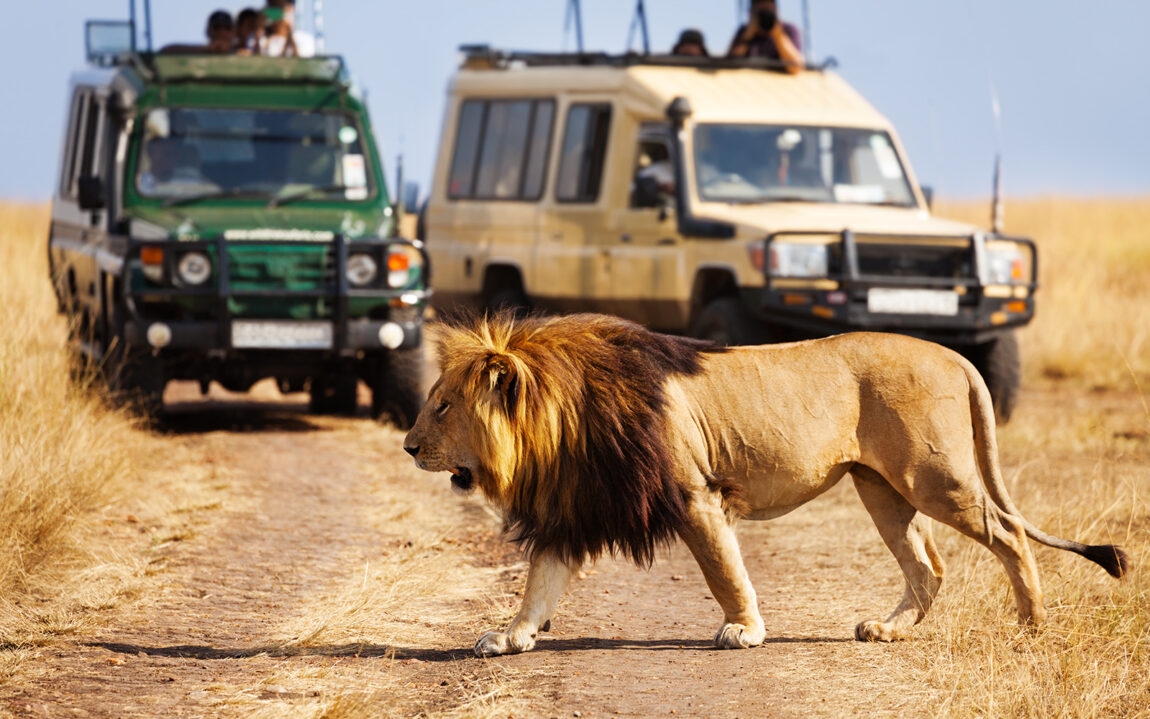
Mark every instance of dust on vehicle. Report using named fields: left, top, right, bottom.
left=423, top=48, right=1036, bottom=421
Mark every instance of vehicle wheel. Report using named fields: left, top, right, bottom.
left=969, top=331, right=1021, bottom=424
left=372, top=346, right=425, bottom=429
left=485, top=287, right=530, bottom=317
left=104, top=300, right=165, bottom=419
left=106, top=348, right=166, bottom=419
left=309, top=374, right=360, bottom=416
left=691, top=297, right=766, bottom=346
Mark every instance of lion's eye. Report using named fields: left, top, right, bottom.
left=435, top=401, right=450, bottom=417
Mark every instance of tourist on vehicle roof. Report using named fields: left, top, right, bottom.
left=671, top=28, right=709, bottom=57
left=727, top=0, right=803, bottom=74
left=205, top=10, right=236, bottom=54
left=258, top=0, right=316, bottom=57
left=236, top=7, right=262, bottom=53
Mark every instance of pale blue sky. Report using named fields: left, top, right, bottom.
left=3, top=1, right=1148, bottom=201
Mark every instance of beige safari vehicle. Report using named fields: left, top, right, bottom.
left=424, top=49, right=1037, bottom=421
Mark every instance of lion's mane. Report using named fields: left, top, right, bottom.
left=434, top=312, right=724, bottom=566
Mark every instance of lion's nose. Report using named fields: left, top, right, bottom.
left=404, top=444, right=420, bottom=457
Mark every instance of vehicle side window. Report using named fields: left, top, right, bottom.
left=556, top=103, right=611, bottom=203
left=447, top=101, right=485, bottom=198
left=79, top=96, right=104, bottom=180
left=447, top=98, right=555, bottom=201
left=60, top=90, right=92, bottom=199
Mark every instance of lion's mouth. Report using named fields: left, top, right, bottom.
left=449, top=467, right=474, bottom=491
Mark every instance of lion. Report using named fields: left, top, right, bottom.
left=403, top=312, right=1129, bottom=657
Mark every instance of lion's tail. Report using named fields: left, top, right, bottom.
left=964, top=362, right=1130, bottom=579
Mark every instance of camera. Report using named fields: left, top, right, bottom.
left=757, top=9, right=778, bottom=31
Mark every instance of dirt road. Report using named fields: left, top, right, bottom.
left=1, top=383, right=1143, bottom=718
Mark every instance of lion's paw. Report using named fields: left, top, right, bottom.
left=474, top=630, right=534, bottom=657
left=855, top=620, right=900, bottom=642
left=714, top=622, right=765, bottom=649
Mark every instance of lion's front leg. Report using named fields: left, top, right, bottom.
left=678, top=498, right=766, bottom=649
left=474, top=549, right=577, bottom=657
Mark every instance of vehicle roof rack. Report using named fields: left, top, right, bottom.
left=457, top=45, right=837, bottom=73
left=140, top=54, right=349, bottom=87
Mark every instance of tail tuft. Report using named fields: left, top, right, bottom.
left=1082, top=544, right=1130, bottom=579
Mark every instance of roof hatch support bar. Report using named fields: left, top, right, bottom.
left=566, top=0, right=585, bottom=54
left=627, top=0, right=651, bottom=56
left=128, top=0, right=154, bottom=53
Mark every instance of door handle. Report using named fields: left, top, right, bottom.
left=620, top=234, right=632, bottom=243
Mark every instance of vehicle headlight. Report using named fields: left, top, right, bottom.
left=346, top=253, right=379, bottom=286
left=983, top=240, right=1032, bottom=285
left=387, top=248, right=416, bottom=288
left=768, top=242, right=829, bottom=278
left=176, top=251, right=211, bottom=286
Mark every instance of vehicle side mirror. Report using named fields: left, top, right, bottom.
left=632, top=175, right=662, bottom=209
left=77, top=176, right=106, bottom=211
left=920, top=185, right=934, bottom=211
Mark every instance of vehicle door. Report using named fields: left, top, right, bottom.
left=607, top=123, right=687, bottom=328
left=50, top=85, right=114, bottom=346
left=540, top=100, right=615, bottom=314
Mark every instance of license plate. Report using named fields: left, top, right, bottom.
left=867, top=288, right=959, bottom=316
left=231, top=321, right=333, bottom=349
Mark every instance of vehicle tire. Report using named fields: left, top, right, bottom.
left=968, top=331, right=1021, bottom=424
left=691, top=297, right=766, bottom=346
left=485, top=286, right=530, bottom=317
left=372, top=346, right=425, bottom=429
left=104, top=301, right=165, bottom=419
left=309, top=374, right=360, bottom=416
left=106, top=347, right=166, bottom=419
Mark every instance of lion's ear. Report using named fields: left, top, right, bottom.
left=485, top=356, right=521, bottom=415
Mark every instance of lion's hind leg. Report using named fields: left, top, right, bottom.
left=895, top=461, right=1047, bottom=629
left=851, top=465, right=945, bottom=642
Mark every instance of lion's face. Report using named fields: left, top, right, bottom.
left=403, top=377, right=482, bottom=494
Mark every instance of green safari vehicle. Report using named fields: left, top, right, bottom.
left=49, top=18, right=429, bottom=426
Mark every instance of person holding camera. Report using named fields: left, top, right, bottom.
left=727, top=0, right=804, bottom=74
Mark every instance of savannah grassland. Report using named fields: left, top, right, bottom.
left=1, top=198, right=1148, bottom=717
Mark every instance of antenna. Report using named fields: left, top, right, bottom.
left=989, top=77, right=1005, bottom=232
left=801, top=0, right=812, bottom=61
left=314, top=0, right=326, bottom=54
left=627, top=0, right=651, bottom=55
left=143, top=0, right=153, bottom=52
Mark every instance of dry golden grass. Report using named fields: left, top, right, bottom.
left=0, top=205, right=138, bottom=600
left=0, top=204, right=215, bottom=652
left=935, top=197, right=1150, bottom=390
left=911, top=196, right=1150, bottom=718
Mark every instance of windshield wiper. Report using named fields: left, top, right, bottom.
left=267, top=184, right=351, bottom=208
left=162, top=187, right=272, bottom=208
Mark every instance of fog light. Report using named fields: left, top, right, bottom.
left=146, top=322, right=172, bottom=348
left=378, top=322, right=405, bottom=349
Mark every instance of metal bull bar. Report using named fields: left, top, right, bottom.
left=120, top=233, right=431, bottom=351
left=763, top=230, right=1039, bottom=291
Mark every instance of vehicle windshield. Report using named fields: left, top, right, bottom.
left=134, top=107, right=374, bottom=202
left=693, top=124, right=916, bottom=207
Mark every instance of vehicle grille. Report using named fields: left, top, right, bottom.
left=226, top=244, right=335, bottom=290
left=225, top=244, right=335, bottom=320
left=855, top=240, right=974, bottom=280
